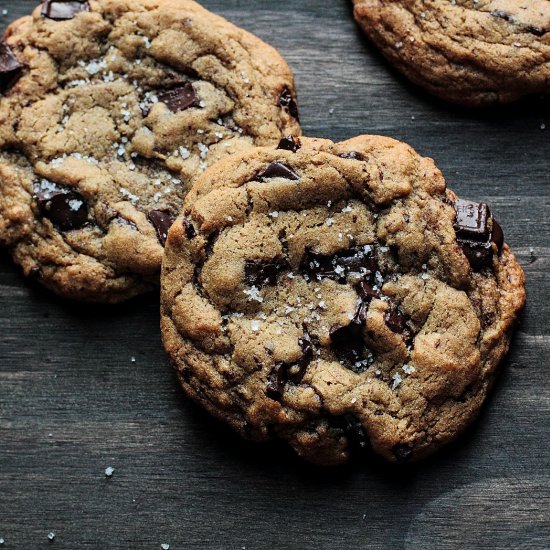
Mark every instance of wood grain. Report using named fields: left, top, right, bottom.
left=0, top=1, right=549, bottom=548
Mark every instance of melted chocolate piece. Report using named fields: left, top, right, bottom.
left=356, top=281, right=378, bottom=302
left=0, top=43, right=23, bottom=92
left=392, top=444, right=413, bottom=463
left=256, top=162, right=299, bottom=181
left=158, top=82, right=201, bottom=113
left=277, top=136, right=301, bottom=152
left=279, top=87, right=299, bottom=120
left=245, top=260, right=289, bottom=287
left=525, top=25, right=546, bottom=37
left=460, top=241, right=493, bottom=269
left=182, top=217, right=196, bottom=239
left=34, top=182, right=89, bottom=231
left=330, top=414, right=371, bottom=452
left=42, top=1, right=90, bottom=21
left=147, top=210, right=174, bottom=246
left=330, top=301, right=375, bottom=373
left=265, top=337, right=313, bottom=400
left=301, top=247, right=378, bottom=282
left=266, top=364, right=286, bottom=400
left=384, top=307, right=408, bottom=334
left=491, top=219, right=504, bottom=253
left=339, top=151, right=364, bottom=161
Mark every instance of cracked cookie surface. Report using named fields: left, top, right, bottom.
left=353, top=0, right=550, bottom=106
left=0, top=0, right=300, bottom=302
left=160, top=135, right=525, bottom=465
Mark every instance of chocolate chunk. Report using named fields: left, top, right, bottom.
left=147, top=210, right=174, bottom=246
left=182, top=217, right=196, bottom=239
left=256, top=162, right=299, bottom=181
left=279, top=87, right=299, bottom=120
left=266, top=338, right=313, bottom=400
left=490, top=9, right=513, bottom=23
left=339, top=151, right=364, bottom=161
left=34, top=182, right=88, bottom=231
left=384, top=307, right=408, bottom=334
left=300, top=247, right=378, bottom=282
left=491, top=219, right=504, bottom=253
left=356, top=281, right=378, bottom=302
left=454, top=199, right=490, bottom=241
left=330, top=414, right=371, bottom=453
left=158, top=82, right=201, bottom=113
left=454, top=199, right=501, bottom=269
left=392, top=444, right=413, bottom=463
left=245, top=260, right=289, bottom=287
left=460, top=241, right=493, bottom=270
left=266, top=364, right=286, bottom=400
left=0, top=43, right=23, bottom=92
left=276, top=136, right=301, bottom=152
left=526, top=25, right=546, bottom=37
left=330, top=302, right=375, bottom=373
left=42, top=1, right=90, bottom=21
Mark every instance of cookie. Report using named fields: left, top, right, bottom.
left=353, top=0, right=550, bottom=106
left=0, top=0, right=300, bottom=302
left=160, top=135, right=525, bottom=465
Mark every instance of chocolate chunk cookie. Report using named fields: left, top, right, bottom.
left=353, top=0, right=550, bottom=106
left=161, top=135, right=525, bottom=465
left=0, top=0, right=300, bottom=302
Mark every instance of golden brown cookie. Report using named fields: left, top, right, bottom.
left=161, top=135, right=525, bottom=465
left=0, top=0, right=300, bottom=302
left=353, top=0, right=550, bottom=106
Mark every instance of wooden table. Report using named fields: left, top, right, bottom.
left=1, top=1, right=548, bottom=548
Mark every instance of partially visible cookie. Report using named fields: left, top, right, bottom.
left=161, top=135, right=525, bottom=466
left=353, top=0, right=550, bottom=106
left=0, top=0, right=300, bottom=302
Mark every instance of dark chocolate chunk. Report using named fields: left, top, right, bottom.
left=384, top=307, right=408, bottom=334
left=245, top=260, right=289, bottom=287
left=392, top=444, right=413, bottom=463
left=278, top=87, right=299, bottom=120
left=459, top=240, right=493, bottom=270
left=256, top=162, right=299, bottom=181
left=330, top=302, right=375, bottom=373
left=356, top=281, right=378, bottom=302
left=525, top=25, right=546, bottom=37
left=0, top=43, right=23, bottom=92
left=266, top=364, right=286, bottom=400
left=300, top=247, right=378, bottom=282
left=158, top=82, right=201, bottom=113
left=491, top=219, right=504, bottom=253
left=454, top=199, right=501, bottom=269
left=34, top=183, right=88, bottom=231
left=276, top=136, right=301, bottom=152
left=454, top=199, right=490, bottom=241
left=182, top=217, right=196, bottom=239
left=266, top=337, right=314, bottom=400
left=490, top=9, right=513, bottom=23
left=339, top=151, right=364, bottom=161
left=147, top=210, right=174, bottom=246
left=330, top=414, right=371, bottom=453
left=41, top=1, right=90, bottom=21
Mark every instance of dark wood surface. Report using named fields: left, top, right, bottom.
left=1, top=1, right=549, bottom=548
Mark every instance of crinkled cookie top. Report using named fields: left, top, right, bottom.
left=0, top=0, right=300, bottom=302
left=353, top=0, right=550, bottom=106
left=161, top=135, right=525, bottom=465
